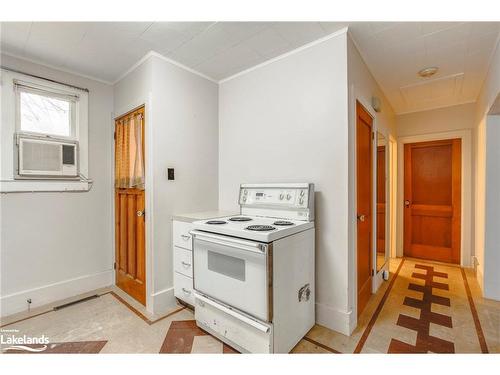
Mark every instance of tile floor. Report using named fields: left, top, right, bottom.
left=1, top=258, right=498, bottom=354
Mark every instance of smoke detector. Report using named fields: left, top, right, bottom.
left=418, top=67, right=439, bottom=78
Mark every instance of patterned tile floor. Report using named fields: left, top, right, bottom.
left=1, top=258, right=498, bottom=354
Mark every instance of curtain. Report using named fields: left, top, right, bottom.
left=115, top=112, right=144, bottom=189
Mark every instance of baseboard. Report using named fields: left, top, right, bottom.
left=151, top=286, right=176, bottom=316
left=316, top=302, right=354, bottom=336
left=0, top=270, right=114, bottom=317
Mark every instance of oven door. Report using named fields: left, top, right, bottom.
left=191, top=230, right=270, bottom=322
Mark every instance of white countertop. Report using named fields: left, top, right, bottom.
left=172, top=210, right=238, bottom=223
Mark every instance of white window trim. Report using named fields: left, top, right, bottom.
left=0, top=69, right=90, bottom=192
left=14, top=80, right=79, bottom=140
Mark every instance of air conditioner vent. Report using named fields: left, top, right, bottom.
left=22, top=141, right=62, bottom=172
left=16, top=134, right=78, bottom=179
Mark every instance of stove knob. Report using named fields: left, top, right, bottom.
left=299, top=197, right=304, bottom=205
left=242, top=196, right=247, bottom=202
left=286, top=193, right=291, bottom=200
left=279, top=193, right=284, bottom=200
left=300, top=190, right=305, bottom=197
left=243, top=189, right=248, bottom=196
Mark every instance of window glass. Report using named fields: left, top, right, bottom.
left=20, top=90, right=71, bottom=137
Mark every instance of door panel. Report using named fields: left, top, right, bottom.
left=404, top=139, right=461, bottom=264
left=115, top=107, right=146, bottom=305
left=115, top=189, right=146, bottom=305
left=356, top=101, right=373, bottom=318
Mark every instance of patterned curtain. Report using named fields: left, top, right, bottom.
left=115, top=112, right=144, bottom=189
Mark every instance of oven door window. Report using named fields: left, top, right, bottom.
left=207, top=250, right=246, bottom=282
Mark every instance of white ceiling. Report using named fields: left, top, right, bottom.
left=1, top=22, right=499, bottom=114
left=348, top=22, right=500, bottom=113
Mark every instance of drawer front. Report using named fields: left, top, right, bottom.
left=174, top=246, right=193, bottom=277
left=174, top=272, right=194, bottom=305
left=173, top=221, right=193, bottom=250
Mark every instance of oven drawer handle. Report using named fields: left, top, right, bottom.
left=195, top=293, right=270, bottom=333
left=190, top=230, right=267, bottom=254
left=181, top=261, right=191, bottom=267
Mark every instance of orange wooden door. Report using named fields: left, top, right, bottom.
left=404, top=139, right=461, bottom=264
left=356, top=101, right=373, bottom=317
left=115, top=107, right=146, bottom=305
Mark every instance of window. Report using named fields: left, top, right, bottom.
left=1, top=69, right=89, bottom=192
left=15, top=82, right=78, bottom=139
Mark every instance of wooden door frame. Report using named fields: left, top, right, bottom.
left=397, top=130, right=472, bottom=267
left=112, top=99, right=153, bottom=313
left=352, top=97, right=378, bottom=323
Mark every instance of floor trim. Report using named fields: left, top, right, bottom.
left=353, top=258, right=406, bottom=353
left=1, top=291, right=186, bottom=329
left=302, top=336, right=340, bottom=353
left=460, top=268, right=489, bottom=353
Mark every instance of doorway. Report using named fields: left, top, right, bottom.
left=114, top=106, right=146, bottom=305
left=403, top=139, right=461, bottom=264
left=356, top=101, right=373, bottom=318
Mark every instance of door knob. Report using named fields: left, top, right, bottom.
left=357, top=214, right=366, bottom=222
left=404, top=200, right=410, bottom=208
left=136, top=210, right=145, bottom=217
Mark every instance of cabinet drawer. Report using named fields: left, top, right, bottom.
left=173, top=221, right=193, bottom=250
left=174, top=246, right=193, bottom=277
left=174, top=272, right=194, bottom=305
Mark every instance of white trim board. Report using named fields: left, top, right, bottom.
left=0, top=52, right=113, bottom=85
left=113, top=51, right=218, bottom=85
left=316, top=302, right=354, bottom=336
left=0, top=270, right=113, bottom=317
left=396, top=129, right=473, bottom=267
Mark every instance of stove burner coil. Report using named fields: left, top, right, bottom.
left=228, top=217, right=253, bottom=222
left=205, top=220, right=227, bottom=225
left=245, top=225, right=276, bottom=232
left=273, top=220, right=294, bottom=226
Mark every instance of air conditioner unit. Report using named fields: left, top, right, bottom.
left=15, top=133, right=79, bottom=179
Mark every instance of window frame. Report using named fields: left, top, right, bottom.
left=14, top=80, right=80, bottom=141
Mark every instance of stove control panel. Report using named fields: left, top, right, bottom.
left=239, top=187, right=309, bottom=208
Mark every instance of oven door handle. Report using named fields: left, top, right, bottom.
left=195, top=292, right=270, bottom=333
left=190, top=230, right=267, bottom=254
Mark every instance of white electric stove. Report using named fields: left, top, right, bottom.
left=191, top=183, right=315, bottom=353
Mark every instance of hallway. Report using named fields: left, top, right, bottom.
left=301, top=258, right=499, bottom=353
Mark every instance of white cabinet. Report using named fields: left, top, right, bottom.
left=173, top=221, right=193, bottom=250
left=173, top=220, right=194, bottom=305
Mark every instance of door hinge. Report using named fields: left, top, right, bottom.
left=113, top=262, right=116, bottom=270
left=372, top=131, right=375, bottom=140
left=113, top=131, right=116, bottom=140
left=371, top=269, right=375, bottom=276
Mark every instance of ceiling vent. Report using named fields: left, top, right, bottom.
left=399, top=73, right=464, bottom=111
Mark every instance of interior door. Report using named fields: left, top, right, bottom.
left=356, top=101, right=373, bottom=318
left=404, top=139, right=461, bottom=264
left=115, top=107, right=146, bottom=305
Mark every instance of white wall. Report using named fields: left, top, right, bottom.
left=113, top=54, right=219, bottom=314
left=474, top=35, right=500, bottom=300
left=150, top=55, right=219, bottom=310
left=0, top=54, right=114, bottom=316
left=397, top=102, right=476, bottom=137
left=219, top=31, right=352, bottom=334
left=346, top=34, right=397, bottom=326
left=483, top=114, right=500, bottom=300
